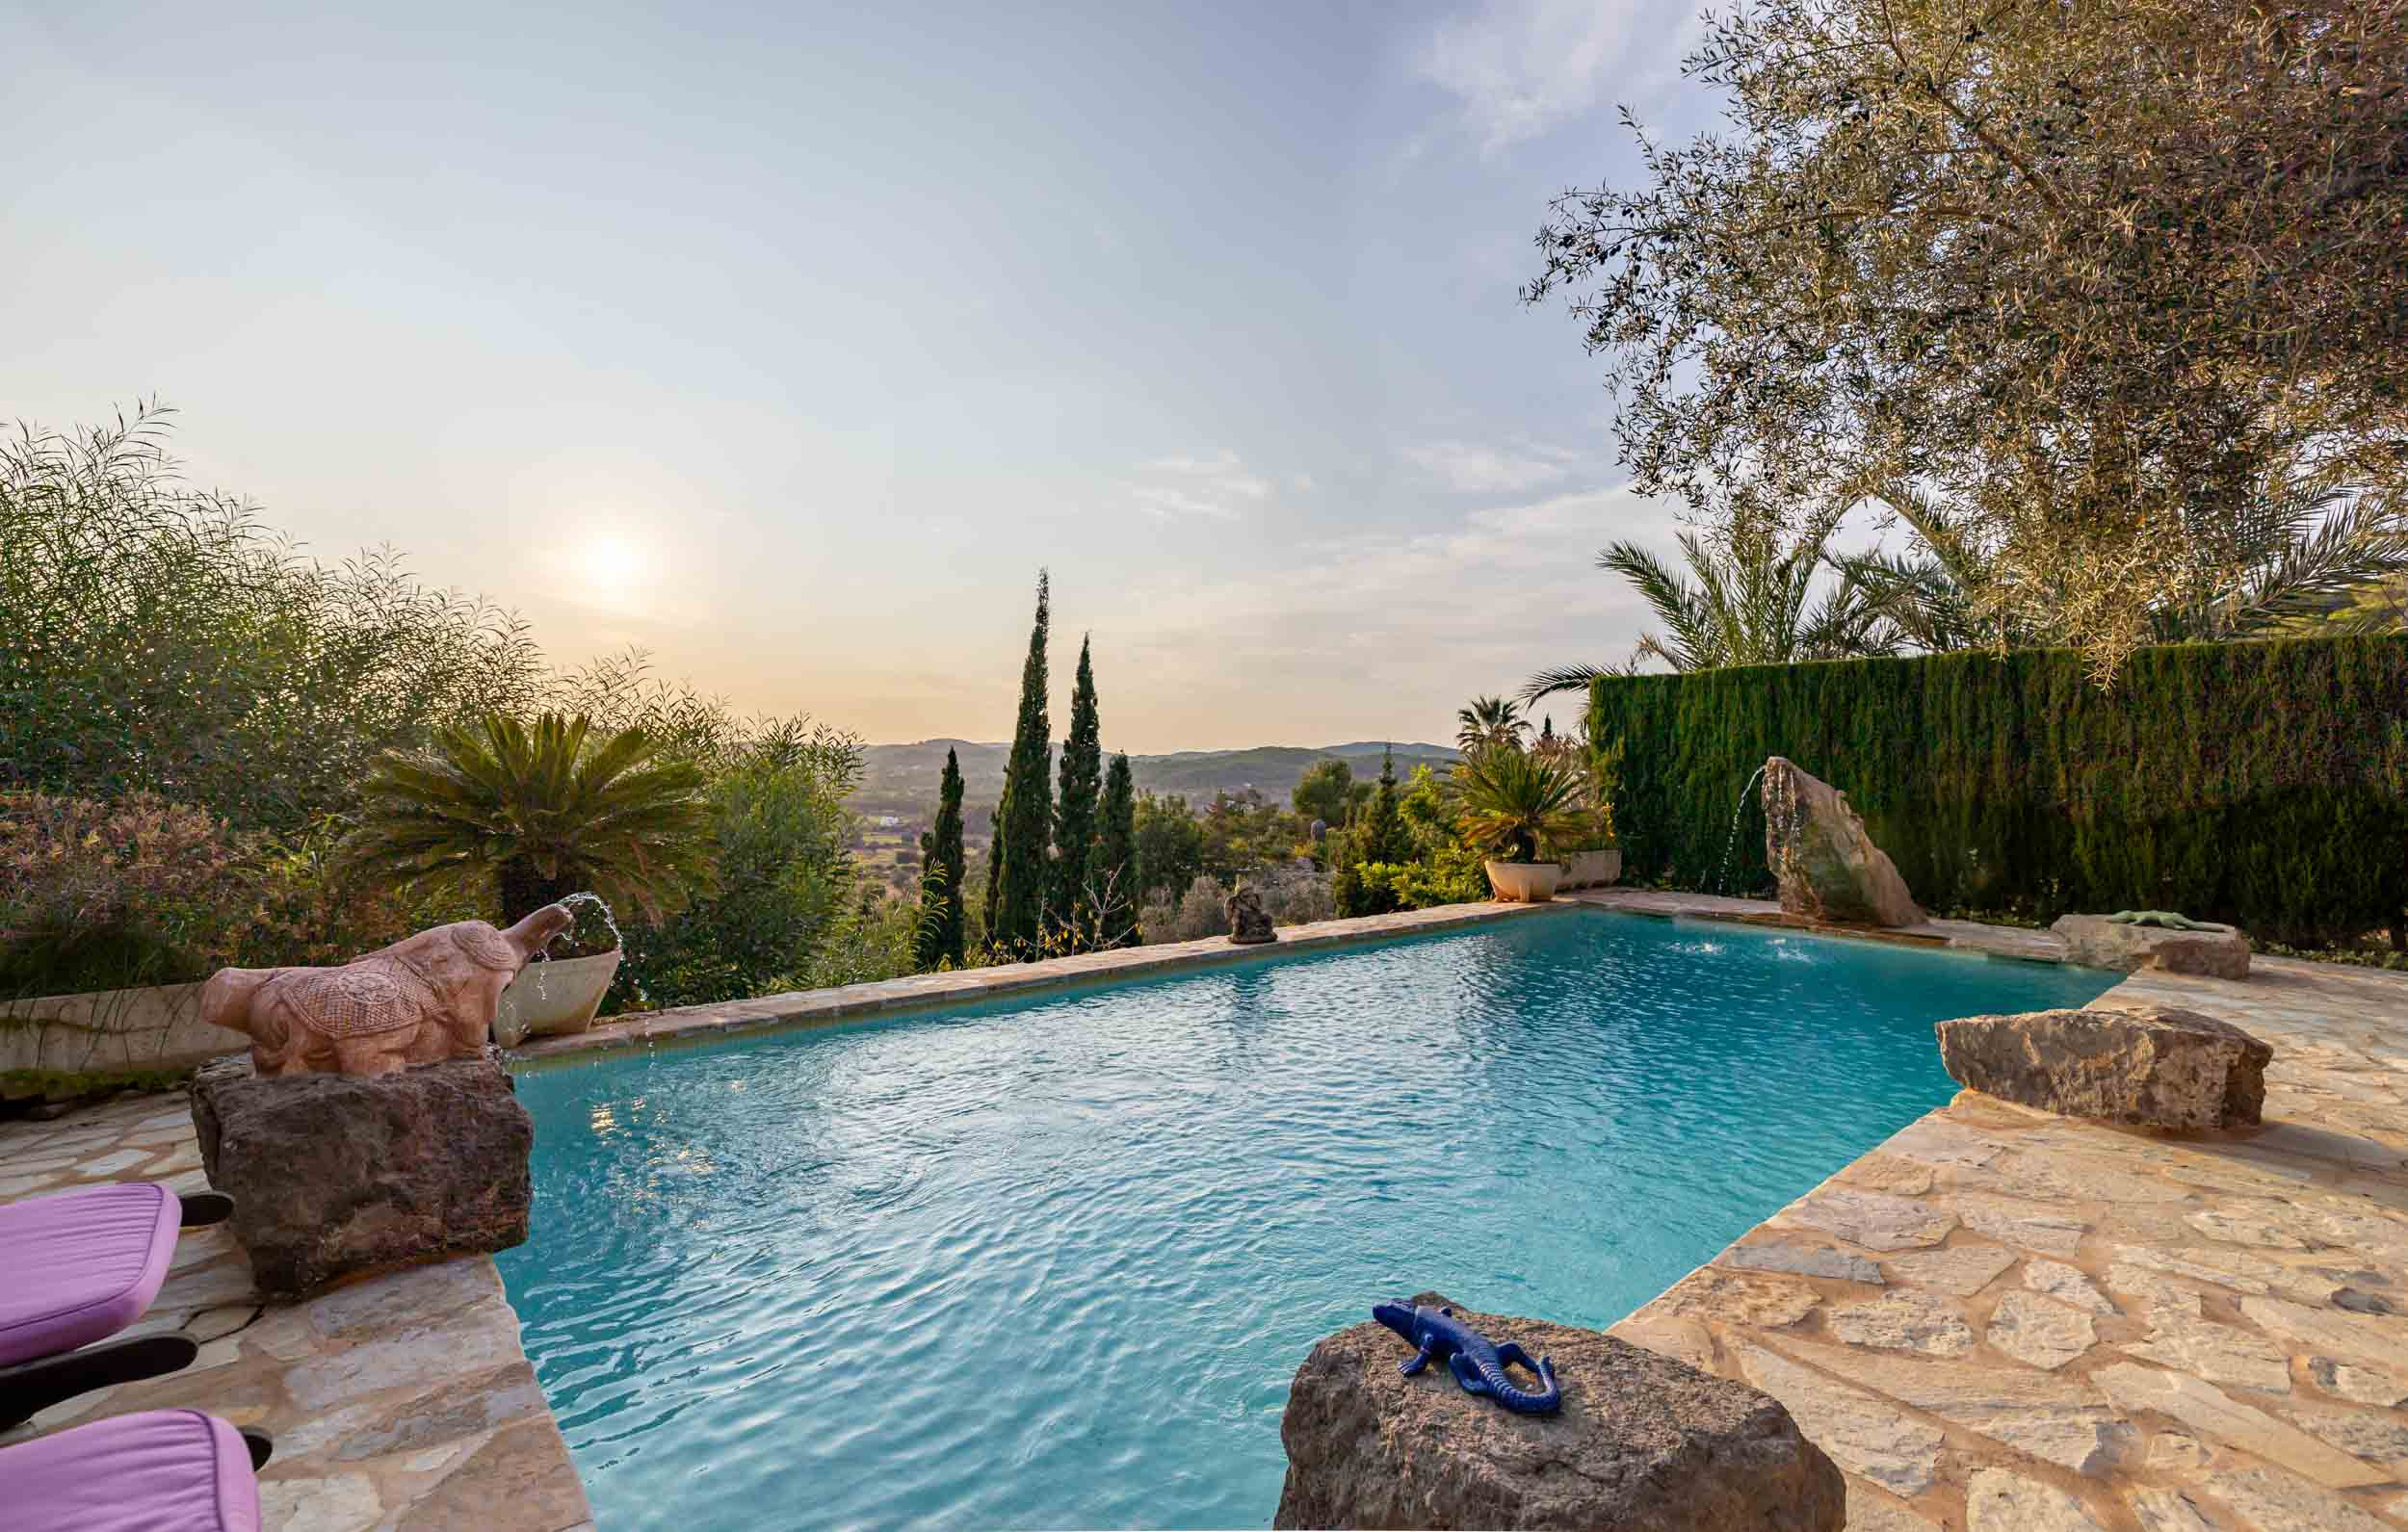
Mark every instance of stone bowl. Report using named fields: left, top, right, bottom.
left=1557, top=848, right=1622, bottom=890
left=494, top=948, right=623, bottom=1046
left=1484, top=860, right=1564, bottom=902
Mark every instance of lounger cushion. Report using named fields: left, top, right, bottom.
left=1, top=1408, right=260, bottom=1532
left=0, top=1181, right=181, bottom=1366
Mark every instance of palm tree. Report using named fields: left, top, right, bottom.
left=1455, top=695, right=1527, bottom=752
left=1832, top=473, right=2408, bottom=652
left=1523, top=518, right=1893, bottom=703
left=345, top=712, right=711, bottom=925
left=1825, top=486, right=2036, bottom=653
left=1453, top=746, right=1586, bottom=865
left=2157, top=475, right=2408, bottom=642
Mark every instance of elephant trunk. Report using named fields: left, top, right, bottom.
left=500, top=904, right=577, bottom=968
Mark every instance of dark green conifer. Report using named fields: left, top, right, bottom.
left=982, top=803, right=1003, bottom=944
left=1051, top=636, right=1103, bottom=942
left=990, top=572, right=1054, bottom=956
left=914, top=748, right=967, bottom=968
left=1362, top=745, right=1407, bottom=864
left=1096, top=753, right=1138, bottom=947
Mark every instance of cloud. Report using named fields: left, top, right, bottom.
left=1128, top=451, right=1274, bottom=520
left=1401, top=437, right=1580, bottom=495
left=1100, top=480, right=1686, bottom=710
left=1414, top=0, right=1703, bottom=154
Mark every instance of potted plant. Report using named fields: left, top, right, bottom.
left=1557, top=825, right=1622, bottom=891
left=345, top=712, right=710, bottom=1043
left=1453, top=746, right=1585, bottom=902
left=1535, top=730, right=1619, bottom=890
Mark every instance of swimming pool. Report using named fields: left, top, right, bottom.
left=496, top=908, right=2115, bottom=1529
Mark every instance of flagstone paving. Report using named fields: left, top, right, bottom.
left=1589, top=890, right=2408, bottom=1531
left=0, top=1092, right=591, bottom=1532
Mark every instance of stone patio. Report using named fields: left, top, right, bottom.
left=0, top=1092, right=590, bottom=1532
left=7, top=891, right=2407, bottom=1530
left=1589, top=891, right=2408, bottom=1531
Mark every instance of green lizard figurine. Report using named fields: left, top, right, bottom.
left=2106, top=910, right=2218, bottom=931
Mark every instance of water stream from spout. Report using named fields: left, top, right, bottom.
left=522, top=891, right=627, bottom=1008
left=1715, top=763, right=1770, bottom=896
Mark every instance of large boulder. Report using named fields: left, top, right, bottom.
left=1935, top=1005, right=2271, bottom=1130
left=1274, top=1291, right=1844, bottom=1530
left=1761, top=758, right=1923, bottom=928
left=190, top=1050, right=534, bottom=1297
left=2052, top=913, right=2251, bottom=979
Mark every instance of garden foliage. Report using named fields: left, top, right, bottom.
left=1588, top=636, right=2408, bottom=946
left=1, top=403, right=543, bottom=830
left=0, top=405, right=898, bottom=1006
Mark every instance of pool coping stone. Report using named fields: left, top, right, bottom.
left=507, top=897, right=1574, bottom=1069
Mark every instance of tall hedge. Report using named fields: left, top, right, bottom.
left=1587, top=636, right=2408, bottom=947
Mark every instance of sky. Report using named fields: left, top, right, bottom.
left=2, top=0, right=1728, bottom=751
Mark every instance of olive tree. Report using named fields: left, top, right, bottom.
left=1527, top=0, right=2408, bottom=680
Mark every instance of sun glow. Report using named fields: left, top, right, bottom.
left=575, top=533, right=646, bottom=601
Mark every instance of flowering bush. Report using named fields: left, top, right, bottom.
left=0, top=793, right=247, bottom=994
left=0, top=793, right=443, bottom=997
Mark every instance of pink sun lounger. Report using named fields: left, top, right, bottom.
left=1, top=1408, right=265, bottom=1532
left=0, top=1181, right=236, bottom=1430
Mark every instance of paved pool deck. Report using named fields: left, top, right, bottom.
left=0, top=1092, right=593, bottom=1531
left=5, top=891, right=2406, bottom=1530
left=1591, top=891, right=2408, bottom=1532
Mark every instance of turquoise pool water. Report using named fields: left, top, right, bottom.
left=497, top=909, right=2114, bottom=1529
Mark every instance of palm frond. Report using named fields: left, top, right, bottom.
left=1518, top=662, right=1630, bottom=705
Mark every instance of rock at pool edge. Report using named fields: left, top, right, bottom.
left=191, top=1050, right=534, bottom=1297
left=1935, top=1004, right=2271, bottom=1130
left=1273, top=1291, right=1844, bottom=1530
left=2050, top=912, right=2251, bottom=979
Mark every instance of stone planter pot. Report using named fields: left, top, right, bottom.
left=1557, top=848, right=1623, bottom=890
left=1483, top=861, right=1563, bottom=903
left=494, top=949, right=623, bottom=1046
left=0, top=981, right=249, bottom=1098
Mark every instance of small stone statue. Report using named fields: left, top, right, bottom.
left=1226, top=883, right=1277, bottom=945
left=199, top=906, right=575, bottom=1077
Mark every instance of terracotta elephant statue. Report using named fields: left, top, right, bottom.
left=200, top=905, right=576, bottom=1077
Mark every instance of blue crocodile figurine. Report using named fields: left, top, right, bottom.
left=1373, top=1301, right=1562, bottom=1415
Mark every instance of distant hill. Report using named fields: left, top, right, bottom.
left=850, top=739, right=1458, bottom=820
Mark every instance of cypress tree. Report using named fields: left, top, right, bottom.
left=914, top=748, right=967, bottom=968
left=1362, top=746, right=1407, bottom=863
left=1096, top=752, right=1138, bottom=947
left=990, top=571, right=1054, bottom=956
left=982, top=803, right=1002, bottom=944
left=1052, top=636, right=1103, bottom=942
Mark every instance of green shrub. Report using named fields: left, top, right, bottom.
left=614, top=727, right=872, bottom=1008
left=1339, top=848, right=1490, bottom=917
left=1587, top=635, right=2408, bottom=947
left=1, top=406, right=544, bottom=832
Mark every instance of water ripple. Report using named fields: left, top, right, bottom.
left=499, top=910, right=2112, bottom=1530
